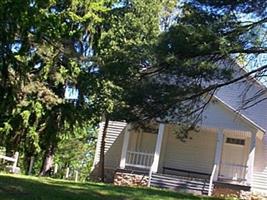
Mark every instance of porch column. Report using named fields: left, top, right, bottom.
left=246, top=131, right=256, bottom=185
left=119, top=124, right=131, bottom=169
left=213, top=128, right=224, bottom=181
left=151, top=123, right=165, bottom=173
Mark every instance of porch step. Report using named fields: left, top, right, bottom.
left=150, top=173, right=211, bottom=195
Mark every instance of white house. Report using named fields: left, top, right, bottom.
left=91, top=64, right=267, bottom=197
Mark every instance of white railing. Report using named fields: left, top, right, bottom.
left=0, top=152, right=19, bottom=173
left=208, top=164, right=217, bottom=196
left=147, top=166, right=153, bottom=187
left=219, top=162, right=248, bottom=182
left=125, top=151, right=154, bottom=169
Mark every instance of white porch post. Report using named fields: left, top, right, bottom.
left=246, top=131, right=256, bottom=185
left=151, top=123, right=165, bottom=173
left=213, top=128, right=224, bottom=181
left=119, top=124, right=131, bottom=169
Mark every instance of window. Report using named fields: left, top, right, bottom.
left=226, top=137, right=245, bottom=145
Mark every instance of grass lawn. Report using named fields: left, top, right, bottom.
left=0, top=174, right=223, bottom=200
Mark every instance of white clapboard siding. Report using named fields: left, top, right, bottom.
left=161, top=128, right=216, bottom=174
left=252, top=134, right=267, bottom=192
left=128, top=131, right=157, bottom=153
left=215, top=64, right=267, bottom=132
left=93, top=121, right=127, bottom=169
left=201, top=100, right=254, bottom=132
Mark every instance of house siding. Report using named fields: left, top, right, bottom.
left=92, top=121, right=127, bottom=169
left=252, top=134, right=267, bottom=191
left=160, top=126, right=217, bottom=174
left=254, top=136, right=267, bottom=172
left=128, top=131, right=157, bottom=153
left=216, top=78, right=267, bottom=132
left=201, top=100, right=254, bottom=133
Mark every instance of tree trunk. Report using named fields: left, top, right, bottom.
left=39, top=144, right=55, bottom=176
left=28, top=156, right=35, bottom=175
left=24, top=153, right=34, bottom=175
left=5, top=131, right=21, bottom=157
left=99, top=116, right=109, bottom=182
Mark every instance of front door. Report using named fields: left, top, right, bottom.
left=219, top=137, right=247, bottom=181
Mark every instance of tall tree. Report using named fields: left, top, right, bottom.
left=93, top=0, right=179, bottom=181
left=158, top=0, right=267, bottom=108
left=0, top=0, right=113, bottom=174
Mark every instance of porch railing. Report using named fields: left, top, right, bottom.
left=219, top=162, right=248, bottom=182
left=208, top=164, right=217, bottom=196
left=125, top=151, right=154, bottom=169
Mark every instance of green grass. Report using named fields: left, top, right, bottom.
left=0, top=174, right=221, bottom=200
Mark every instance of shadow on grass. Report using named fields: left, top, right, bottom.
left=0, top=175, right=219, bottom=200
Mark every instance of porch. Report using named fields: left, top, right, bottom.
left=119, top=123, right=258, bottom=194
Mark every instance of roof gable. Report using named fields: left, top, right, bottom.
left=200, top=98, right=256, bottom=132
left=215, top=79, right=267, bottom=133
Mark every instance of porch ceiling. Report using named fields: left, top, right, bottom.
left=223, top=129, right=251, bottom=138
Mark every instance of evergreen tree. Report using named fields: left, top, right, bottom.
left=0, top=0, right=112, bottom=174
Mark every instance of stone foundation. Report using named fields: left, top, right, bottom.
left=213, top=182, right=251, bottom=199
left=239, top=191, right=266, bottom=200
left=213, top=186, right=240, bottom=199
left=114, top=171, right=149, bottom=187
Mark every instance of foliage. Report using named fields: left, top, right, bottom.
left=116, top=0, right=267, bottom=129
left=0, top=0, right=114, bottom=173
left=53, top=125, right=97, bottom=181
left=164, top=0, right=267, bottom=112
left=96, top=0, right=178, bottom=119
left=98, top=0, right=235, bottom=132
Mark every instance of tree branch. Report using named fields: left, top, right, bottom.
left=182, top=64, right=267, bottom=101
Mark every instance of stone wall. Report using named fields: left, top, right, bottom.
left=212, top=182, right=250, bottom=199
left=114, top=171, right=149, bottom=187
left=240, top=191, right=267, bottom=200
left=213, top=185, right=240, bottom=199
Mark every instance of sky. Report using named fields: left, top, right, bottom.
left=65, top=86, right=79, bottom=100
